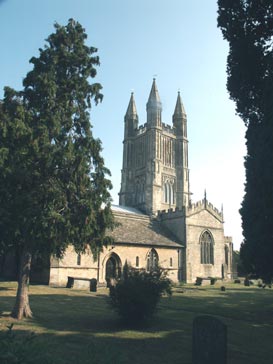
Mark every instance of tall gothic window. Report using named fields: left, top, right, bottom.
left=147, top=248, right=159, bottom=271
left=163, top=181, right=174, bottom=205
left=200, top=231, right=214, bottom=264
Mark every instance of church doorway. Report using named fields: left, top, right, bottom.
left=105, top=253, right=122, bottom=286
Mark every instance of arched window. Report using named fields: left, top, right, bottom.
left=77, top=253, right=81, bottom=266
left=163, top=181, right=175, bottom=205
left=147, top=249, right=159, bottom=271
left=136, top=256, right=139, bottom=267
left=170, top=257, right=173, bottom=267
left=200, top=231, right=214, bottom=264
left=164, top=183, right=168, bottom=203
left=170, top=183, right=174, bottom=204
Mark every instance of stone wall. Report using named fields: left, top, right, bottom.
left=186, top=209, right=225, bottom=283
left=49, top=243, right=180, bottom=287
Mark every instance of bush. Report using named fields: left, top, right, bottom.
left=109, top=264, right=172, bottom=324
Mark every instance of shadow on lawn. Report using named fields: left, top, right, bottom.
left=1, top=288, right=273, bottom=364
left=0, top=326, right=191, bottom=364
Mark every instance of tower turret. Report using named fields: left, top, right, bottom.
left=173, top=92, right=190, bottom=208
left=124, top=92, right=138, bottom=137
left=173, top=91, right=187, bottom=137
left=119, top=93, right=139, bottom=207
left=146, top=78, right=162, bottom=128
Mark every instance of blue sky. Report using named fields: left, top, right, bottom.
left=0, top=0, right=246, bottom=249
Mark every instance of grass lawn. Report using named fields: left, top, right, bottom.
left=0, top=281, right=273, bottom=364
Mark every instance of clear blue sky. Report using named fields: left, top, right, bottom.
left=0, top=0, right=246, bottom=249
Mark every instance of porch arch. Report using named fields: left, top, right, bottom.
left=104, top=253, right=122, bottom=285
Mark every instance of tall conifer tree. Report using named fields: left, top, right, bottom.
left=218, top=0, right=273, bottom=281
left=0, top=19, right=115, bottom=319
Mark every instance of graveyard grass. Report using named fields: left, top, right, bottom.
left=0, top=281, right=273, bottom=364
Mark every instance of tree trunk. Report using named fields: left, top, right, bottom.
left=11, top=248, right=33, bottom=319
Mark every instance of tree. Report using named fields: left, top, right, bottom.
left=218, top=1, right=273, bottom=281
left=0, top=19, right=115, bottom=319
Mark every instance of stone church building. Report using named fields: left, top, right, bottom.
left=47, top=79, right=233, bottom=286
left=2, top=80, right=233, bottom=286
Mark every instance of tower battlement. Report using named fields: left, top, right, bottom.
left=162, top=122, right=175, bottom=134
left=136, top=123, right=147, bottom=135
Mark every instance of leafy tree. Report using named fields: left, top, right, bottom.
left=218, top=1, right=273, bottom=281
left=109, top=263, right=172, bottom=324
left=0, top=19, right=115, bottom=319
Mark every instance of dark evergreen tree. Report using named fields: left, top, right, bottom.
left=0, top=19, right=115, bottom=319
left=218, top=0, right=273, bottom=281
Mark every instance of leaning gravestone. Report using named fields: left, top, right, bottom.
left=192, top=315, right=227, bottom=364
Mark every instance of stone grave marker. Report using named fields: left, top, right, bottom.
left=192, top=315, right=227, bottom=364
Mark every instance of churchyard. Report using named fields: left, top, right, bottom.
left=0, top=281, right=272, bottom=364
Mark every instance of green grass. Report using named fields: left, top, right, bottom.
left=0, top=281, right=273, bottom=364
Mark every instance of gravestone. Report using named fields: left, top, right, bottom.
left=192, top=315, right=227, bottom=364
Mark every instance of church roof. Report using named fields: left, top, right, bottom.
left=111, top=204, right=145, bottom=215
left=110, top=205, right=182, bottom=249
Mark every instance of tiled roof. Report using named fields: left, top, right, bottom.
left=110, top=209, right=182, bottom=249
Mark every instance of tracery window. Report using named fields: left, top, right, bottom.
left=147, top=248, right=158, bottom=271
left=200, top=231, right=214, bottom=264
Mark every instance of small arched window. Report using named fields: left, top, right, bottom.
left=136, top=256, right=139, bottom=268
left=147, top=249, right=159, bottom=271
left=77, top=253, right=81, bottom=266
left=200, top=231, right=214, bottom=264
left=170, top=257, right=173, bottom=267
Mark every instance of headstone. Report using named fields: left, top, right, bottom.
left=192, top=315, right=227, bottom=364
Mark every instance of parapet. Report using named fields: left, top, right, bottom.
left=136, top=123, right=147, bottom=135
left=187, top=198, right=223, bottom=221
left=162, top=122, right=175, bottom=135
left=157, top=206, right=186, bottom=221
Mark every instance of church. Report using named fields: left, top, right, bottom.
left=47, top=79, right=233, bottom=286
left=2, top=80, right=233, bottom=286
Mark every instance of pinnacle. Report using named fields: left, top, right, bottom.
left=125, top=92, right=138, bottom=117
left=173, top=91, right=186, bottom=117
left=146, top=78, right=162, bottom=109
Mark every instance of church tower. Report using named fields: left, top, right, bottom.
left=119, top=80, right=190, bottom=214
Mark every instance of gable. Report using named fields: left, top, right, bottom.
left=186, top=209, right=223, bottom=230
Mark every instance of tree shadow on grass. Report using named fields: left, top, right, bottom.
left=1, top=289, right=273, bottom=364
